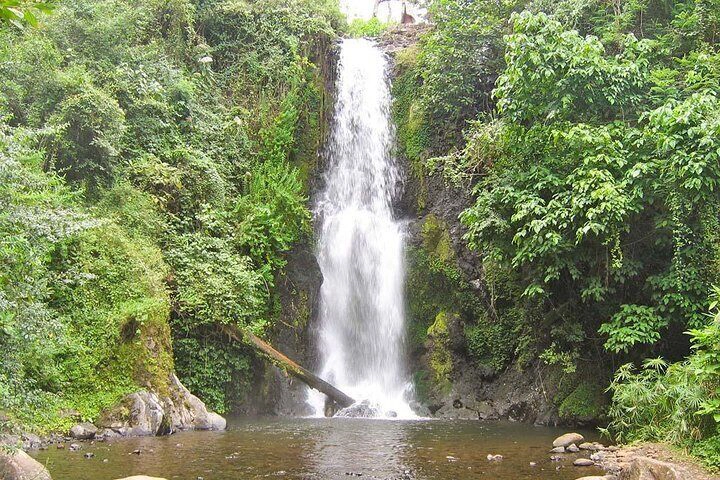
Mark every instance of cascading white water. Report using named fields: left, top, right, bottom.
left=308, top=38, right=415, bottom=418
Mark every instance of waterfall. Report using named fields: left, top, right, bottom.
left=308, top=38, right=415, bottom=418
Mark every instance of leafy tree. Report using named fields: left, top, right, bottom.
left=0, top=0, right=54, bottom=28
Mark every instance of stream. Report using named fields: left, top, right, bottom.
left=32, top=417, right=604, bottom=480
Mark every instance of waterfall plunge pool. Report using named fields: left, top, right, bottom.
left=32, top=417, right=604, bottom=480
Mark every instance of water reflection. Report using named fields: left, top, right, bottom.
left=308, top=419, right=414, bottom=479
left=32, top=418, right=604, bottom=480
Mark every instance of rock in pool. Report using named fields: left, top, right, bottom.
left=553, top=432, right=585, bottom=448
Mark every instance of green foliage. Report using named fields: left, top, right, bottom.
left=416, top=0, right=520, bottom=146
left=47, top=81, right=126, bottom=191
left=347, top=17, right=391, bottom=38
left=0, top=0, right=339, bottom=428
left=410, top=0, right=720, bottom=445
left=607, top=294, right=720, bottom=467
left=557, top=381, right=607, bottom=423
left=600, top=305, right=666, bottom=354
left=464, top=311, right=519, bottom=374
left=495, top=12, right=652, bottom=124
left=0, top=0, right=55, bottom=28
left=459, top=10, right=720, bottom=368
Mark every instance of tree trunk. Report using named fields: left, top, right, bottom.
left=222, top=325, right=355, bottom=409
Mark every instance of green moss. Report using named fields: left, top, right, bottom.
left=421, top=214, right=455, bottom=264
left=391, top=45, right=431, bottom=196
left=427, top=311, right=454, bottom=394
left=464, top=309, right=519, bottom=375
left=291, top=61, right=327, bottom=193
left=557, top=381, right=607, bottom=423
left=347, top=17, right=393, bottom=38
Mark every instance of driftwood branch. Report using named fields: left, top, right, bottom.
left=222, top=325, right=355, bottom=409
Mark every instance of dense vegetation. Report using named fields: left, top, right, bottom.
left=0, top=0, right=342, bottom=432
left=394, top=0, right=720, bottom=466
left=2, top=0, right=719, bottom=470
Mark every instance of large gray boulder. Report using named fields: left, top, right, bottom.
left=98, top=374, right=226, bottom=436
left=620, top=457, right=687, bottom=480
left=0, top=449, right=52, bottom=480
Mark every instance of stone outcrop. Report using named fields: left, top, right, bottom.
left=595, top=443, right=720, bottom=480
left=0, top=449, right=52, bottom=480
left=620, top=457, right=688, bottom=480
left=97, top=374, right=226, bottom=437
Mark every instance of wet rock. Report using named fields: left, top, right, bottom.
left=574, top=458, right=595, bottom=467
left=551, top=455, right=564, bottom=462
left=408, top=401, right=431, bottom=417
left=622, top=457, right=687, bottom=480
left=580, top=442, right=605, bottom=451
left=486, top=454, right=503, bottom=462
left=0, top=449, right=52, bottom=480
left=70, top=422, right=98, bottom=440
left=554, top=433, right=585, bottom=448
left=550, top=446, right=566, bottom=453
left=84, top=452, right=95, bottom=459
left=567, top=444, right=580, bottom=453
left=475, top=401, right=499, bottom=420
left=98, top=392, right=164, bottom=436
left=530, top=462, right=537, bottom=467
left=69, top=443, right=81, bottom=451
left=438, top=405, right=479, bottom=420
left=98, top=428, right=122, bottom=440
left=21, top=433, right=42, bottom=450
left=335, top=401, right=381, bottom=418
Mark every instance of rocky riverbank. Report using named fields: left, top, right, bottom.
left=1, top=373, right=225, bottom=472
left=594, top=443, right=720, bottom=480
left=545, top=432, right=720, bottom=480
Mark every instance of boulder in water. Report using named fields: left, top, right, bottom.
left=553, top=432, right=585, bottom=448
left=335, top=400, right=381, bottom=418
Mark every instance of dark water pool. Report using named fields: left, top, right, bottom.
left=31, top=417, right=604, bottom=480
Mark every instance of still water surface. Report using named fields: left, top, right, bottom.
left=32, top=418, right=604, bottom=480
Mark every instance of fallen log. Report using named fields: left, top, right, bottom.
left=222, top=325, right=356, bottom=409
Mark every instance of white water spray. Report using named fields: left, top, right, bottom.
left=308, top=38, right=414, bottom=418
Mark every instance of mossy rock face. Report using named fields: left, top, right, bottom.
left=557, top=381, right=607, bottom=424
left=421, top=214, right=455, bottom=264
left=426, top=311, right=457, bottom=396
